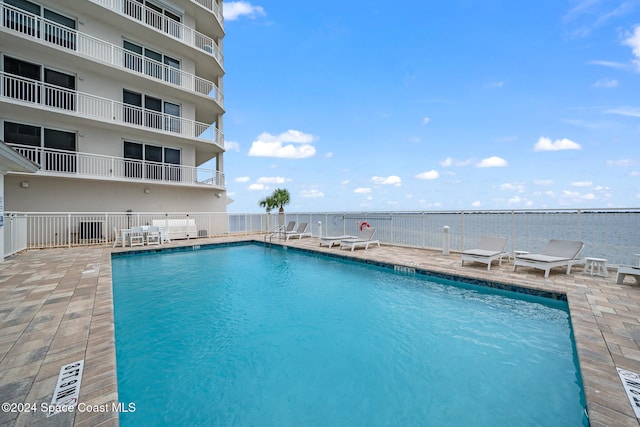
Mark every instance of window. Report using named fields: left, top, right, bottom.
left=4, top=56, right=75, bottom=110
left=122, top=90, right=181, bottom=132
left=124, top=0, right=182, bottom=39
left=123, top=141, right=181, bottom=181
left=3, top=121, right=76, bottom=172
left=123, top=40, right=181, bottom=84
left=3, top=0, right=76, bottom=49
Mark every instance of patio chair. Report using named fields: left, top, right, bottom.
left=340, top=227, right=380, bottom=251
left=320, top=235, right=357, bottom=248
left=113, top=226, right=123, bottom=248
left=616, top=265, right=640, bottom=285
left=285, top=222, right=312, bottom=240
left=279, top=221, right=296, bottom=238
left=129, top=226, right=144, bottom=247
left=461, top=236, right=508, bottom=271
left=146, top=226, right=161, bottom=245
left=513, top=239, right=585, bottom=278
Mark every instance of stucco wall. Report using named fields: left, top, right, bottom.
left=5, top=175, right=225, bottom=213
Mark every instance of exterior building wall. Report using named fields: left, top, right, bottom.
left=5, top=175, right=224, bottom=212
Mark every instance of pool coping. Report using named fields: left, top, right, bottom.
left=0, top=235, right=639, bottom=426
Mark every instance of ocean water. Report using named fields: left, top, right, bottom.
left=112, top=244, right=587, bottom=426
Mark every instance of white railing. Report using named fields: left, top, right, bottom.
left=0, top=3, right=223, bottom=106
left=8, top=144, right=224, bottom=187
left=0, top=72, right=224, bottom=149
left=190, top=0, right=223, bottom=25
left=7, top=209, right=640, bottom=267
left=88, top=0, right=223, bottom=66
left=4, top=213, right=28, bottom=257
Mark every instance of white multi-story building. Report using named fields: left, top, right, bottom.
left=0, top=0, right=226, bottom=212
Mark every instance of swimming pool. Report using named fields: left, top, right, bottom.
left=112, top=243, right=587, bottom=426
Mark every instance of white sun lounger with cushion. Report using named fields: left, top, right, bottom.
left=513, top=239, right=585, bottom=278
left=616, top=265, right=640, bottom=285
left=461, top=236, right=508, bottom=270
left=320, top=235, right=356, bottom=248
left=340, top=227, right=380, bottom=251
left=285, top=222, right=312, bottom=240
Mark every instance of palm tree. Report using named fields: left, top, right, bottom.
left=271, top=188, right=291, bottom=227
left=258, top=195, right=277, bottom=231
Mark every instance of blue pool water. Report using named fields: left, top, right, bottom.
left=112, top=244, right=586, bottom=426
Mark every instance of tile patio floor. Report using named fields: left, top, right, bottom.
left=0, top=235, right=639, bottom=426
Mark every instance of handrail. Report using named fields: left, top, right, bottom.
left=87, top=0, right=223, bottom=66
left=0, top=3, right=223, bottom=106
left=0, top=72, right=224, bottom=149
left=7, top=144, right=225, bottom=187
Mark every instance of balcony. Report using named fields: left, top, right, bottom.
left=1, top=72, right=224, bottom=149
left=87, top=0, right=223, bottom=67
left=0, top=3, right=223, bottom=109
left=8, top=144, right=225, bottom=188
left=190, top=0, right=224, bottom=30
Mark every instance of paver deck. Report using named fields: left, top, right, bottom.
left=0, top=235, right=639, bottom=426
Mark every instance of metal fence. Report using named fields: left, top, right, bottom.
left=4, top=209, right=640, bottom=266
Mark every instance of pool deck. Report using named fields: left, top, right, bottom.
left=0, top=235, right=639, bottom=426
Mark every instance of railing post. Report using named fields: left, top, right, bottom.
left=577, top=209, right=582, bottom=241
left=443, top=225, right=450, bottom=256
left=68, top=213, right=72, bottom=248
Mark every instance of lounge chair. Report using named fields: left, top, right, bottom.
left=513, top=239, right=585, bottom=278
left=616, top=265, right=640, bottom=285
left=145, top=226, right=161, bottom=245
left=280, top=221, right=296, bottom=238
left=285, top=222, right=312, bottom=240
left=461, top=236, right=508, bottom=271
left=319, top=235, right=356, bottom=248
left=340, top=227, right=380, bottom=251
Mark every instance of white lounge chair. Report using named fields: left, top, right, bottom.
left=461, top=236, right=508, bottom=271
left=513, top=239, right=585, bottom=278
left=616, top=265, right=640, bottom=285
left=320, top=235, right=356, bottom=248
left=286, top=222, right=312, bottom=240
left=279, top=221, right=296, bottom=239
left=340, top=227, right=380, bottom=251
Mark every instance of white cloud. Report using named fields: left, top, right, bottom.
left=534, top=179, right=554, bottom=185
left=571, top=181, right=592, bottom=187
left=372, top=175, right=402, bottom=186
left=300, top=189, right=324, bottom=198
left=476, top=156, right=508, bottom=168
left=257, top=176, right=287, bottom=184
left=607, top=159, right=633, bottom=166
left=623, top=25, right=640, bottom=71
left=593, top=78, right=618, bottom=88
left=533, top=137, right=582, bottom=151
left=325, top=152, right=334, bottom=158
left=248, top=183, right=266, bottom=191
left=606, top=107, right=640, bottom=117
left=225, top=140, right=240, bottom=151
left=248, top=130, right=317, bottom=158
left=500, top=182, right=525, bottom=192
left=588, top=60, right=628, bottom=69
left=354, top=187, right=372, bottom=194
left=483, top=81, right=505, bottom=89
left=471, top=200, right=482, bottom=207
left=415, top=170, right=440, bottom=180
left=223, top=1, right=266, bottom=21
left=422, top=117, right=431, bottom=125
left=341, top=180, right=350, bottom=185
left=440, top=157, right=474, bottom=167
left=235, top=176, right=250, bottom=183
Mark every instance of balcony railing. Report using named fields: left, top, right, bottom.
left=1, top=72, right=225, bottom=149
left=0, top=3, right=223, bottom=107
left=8, top=144, right=225, bottom=187
left=190, top=0, right=223, bottom=26
left=87, top=0, right=223, bottom=67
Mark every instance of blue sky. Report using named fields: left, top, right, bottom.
left=219, top=0, right=640, bottom=213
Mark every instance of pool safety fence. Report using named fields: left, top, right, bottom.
left=4, top=208, right=639, bottom=266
